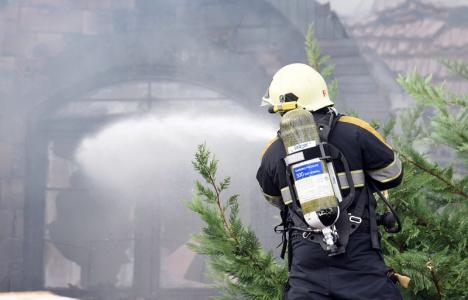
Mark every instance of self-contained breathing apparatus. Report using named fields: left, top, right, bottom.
left=280, top=108, right=345, bottom=254
left=269, top=101, right=402, bottom=257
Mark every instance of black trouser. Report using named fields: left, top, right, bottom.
left=285, top=232, right=402, bottom=300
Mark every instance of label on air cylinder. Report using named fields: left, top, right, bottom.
left=287, top=140, right=316, bottom=154
left=292, top=158, right=335, bottom=213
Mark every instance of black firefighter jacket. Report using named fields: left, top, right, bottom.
left=256, top=111, right=404, bottom=300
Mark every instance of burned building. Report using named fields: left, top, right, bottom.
left=1, top=0, right=464, bottom=299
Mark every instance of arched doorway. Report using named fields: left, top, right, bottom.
left=21, top=1, right=309, bottom=297
left=24, top=75, right=277, bottom=299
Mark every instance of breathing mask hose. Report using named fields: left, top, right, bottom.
left=370, top=180, right=402, bottom=233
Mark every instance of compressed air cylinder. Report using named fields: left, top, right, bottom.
left=280, top=109, right=339, bottom=229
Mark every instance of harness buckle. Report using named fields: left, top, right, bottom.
left=319, top=143, right=331, bottom=160
left=349, top=215, right=362, bottom=224
left=302, top=232, right=312, bottom=239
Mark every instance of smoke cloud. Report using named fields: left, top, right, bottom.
left=75, top=105, right=277, bottom=199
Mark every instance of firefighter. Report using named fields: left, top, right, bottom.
left=257, top=63, right=404, bottom=299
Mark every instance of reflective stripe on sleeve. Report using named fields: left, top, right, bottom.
left=261, top=137, right=278, bottom=157
left=337, top=170, right=365, bottom=189
left=262, top=192, right=282, bottom=208
left=281, top=186, right=293, bottom=205
left=367, top=155, right=403, bottom=183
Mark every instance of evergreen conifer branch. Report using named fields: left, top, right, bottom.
left=305, top=25, right=338, bottom=100
left=383, top=60, right=468, bottom=299
left=441, top=59, right=468, bottom=80
left=192, top=144, right=231, bottom=232
left=397, top=72, right=467, bottom=108
left=187, top=144, right=288, bottom=300
left=395, top=150, right=467, bottom=199
left=426, top=260, right=443, bottom=300
left=397, top=72, right=468, bottom=165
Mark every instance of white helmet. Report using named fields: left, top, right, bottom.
left=262, top=63, right=333, bottom=112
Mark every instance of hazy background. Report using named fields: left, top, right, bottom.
left=0, top=0, right=467, bottom=299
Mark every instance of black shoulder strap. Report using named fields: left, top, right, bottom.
left=318, top=110, right=343, bottom=143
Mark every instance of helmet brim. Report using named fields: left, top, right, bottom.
left=260, top=88, right=272, bottom=106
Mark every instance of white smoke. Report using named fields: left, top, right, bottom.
left=75, top=105, right=277, bottom=200
left=73, top=105, right=281, bottom=289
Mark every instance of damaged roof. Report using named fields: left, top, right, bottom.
left=346, top=0, right=468, bottom=94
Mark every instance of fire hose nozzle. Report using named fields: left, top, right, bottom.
left=388, top=269, right=411, bottom=289
left=395, top=273, right=411, bottom=289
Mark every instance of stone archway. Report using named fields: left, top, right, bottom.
left=25, top=75, right=276, bottom=298
left=19, top=1, right=309, bottom=297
